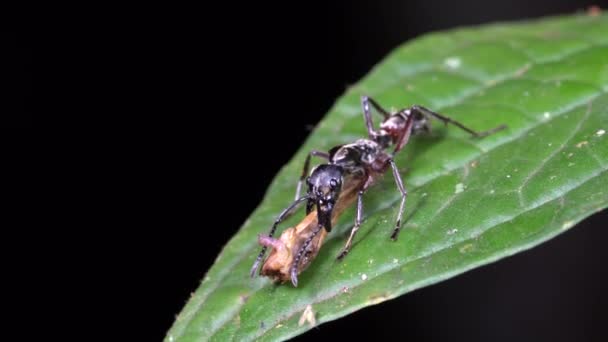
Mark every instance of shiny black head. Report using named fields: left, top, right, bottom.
left=306, top=164, right=344, bottom=232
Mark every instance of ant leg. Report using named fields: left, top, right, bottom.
left=295, top=150, right=330, bottom=200
left=337, top=189, right=365, bottom=260
left=290, top=223, right=324, bottom=287
left=250, top=195, right=309, bottom=278
left=366, top=96, right=391, bottom=118
left=411, top=105, right=507, bottom=137
left=392, top=109, right=416, bottom=155
left=388, top=159, right=408, bottom=240
left=361, top=96, right=390, bottom=139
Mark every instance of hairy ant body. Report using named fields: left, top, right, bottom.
left=251, top=96, right=506, bottom=286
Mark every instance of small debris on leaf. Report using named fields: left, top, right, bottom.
left=298, top=305, right=316, bottom=327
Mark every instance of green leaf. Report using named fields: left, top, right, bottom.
left=167, top=13, right=608, bottom=342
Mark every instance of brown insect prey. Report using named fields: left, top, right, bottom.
left=258, top=176, right=363, bottom=283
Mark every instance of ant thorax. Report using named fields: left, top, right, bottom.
left=330, top=139, right=387, bottom=173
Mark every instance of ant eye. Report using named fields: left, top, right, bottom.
left=330, top=179, right=338, bottom=189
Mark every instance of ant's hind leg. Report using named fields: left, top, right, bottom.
left=410, top=105, right=506, bottom=137
left=388, top=159, right=408, bottom=240
left=295, top=150, right=330, bottom=200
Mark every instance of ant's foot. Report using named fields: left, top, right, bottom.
left=337, top=249, right=350, bottom=260
left=290, top=267, right=299, bottom=287
left=391, top=220, right=402, bottom=241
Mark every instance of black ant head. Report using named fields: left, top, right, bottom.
left=306, top=164, right=344, bottom=232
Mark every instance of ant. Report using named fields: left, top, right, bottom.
left=256, top=170, right=363, bottom=283
left=251, top=96, right=506, bottom=286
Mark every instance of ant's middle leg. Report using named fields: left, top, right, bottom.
left=337, top=189, right=365, bottom=260
left=361, top=96, right=391, bottom=139
left=337, top=175, right=374, bottom=260
left=411, top=105, right=507, bottom=138
left=388, top=159, right=408, bottom=240
left=295, top=150, right=330, bottom=200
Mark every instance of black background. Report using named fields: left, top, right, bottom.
left=3, top=32, right=30, bottom=127
left=136, top=1, right=608, bottom=341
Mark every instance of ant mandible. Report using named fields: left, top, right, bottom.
left=251, top=96, right=506, bottom=286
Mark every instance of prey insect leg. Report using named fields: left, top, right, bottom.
left=388, top=159, right=408, bottom=240
left=295, top=150, right=330, bottom=200
left=411, top=105, right=507, bottom=138
left=250, top=195, right=309, bottom=277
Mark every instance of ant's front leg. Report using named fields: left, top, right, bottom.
left=388, top=159, right=408, bottom=240
left=250, top=195, right=309, bottom=277
left=295, top=150, right=330, bottom=200
left=290, top=223, right=324, bottom=287
left=410, top=105, right=507, bottom=137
